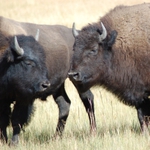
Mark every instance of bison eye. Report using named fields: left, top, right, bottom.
left=89, top=49, right=98, bottom=55
left=24, top=60, right=35, bottom=67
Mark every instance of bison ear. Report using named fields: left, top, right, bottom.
left=101, top=30, right=117, bottom=51
left=107, top=30, right=117, bottom=48
left=6, top=47, right=15, bottom=62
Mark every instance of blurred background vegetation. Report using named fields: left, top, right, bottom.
left=0, top=0, right=150, bottom=149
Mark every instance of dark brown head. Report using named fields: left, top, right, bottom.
left=68, top=22, right=117, bottom=90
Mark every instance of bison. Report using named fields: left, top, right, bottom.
left=69, top=3, right=150, bottom=132
left=0, top=16, right=96, bottom=144
left=0, top=32, right=50, bottom=144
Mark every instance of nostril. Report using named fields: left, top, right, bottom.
left=68, top=72, right=81, bottom=81
left=41, top=81, right=50, bottom=89
left=73, top=72, right=79, bottom=79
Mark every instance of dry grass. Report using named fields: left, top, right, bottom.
left=1, top=0, right=150, bottom=149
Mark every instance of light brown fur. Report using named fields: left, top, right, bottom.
left=100, top=3, right=150, bottom=91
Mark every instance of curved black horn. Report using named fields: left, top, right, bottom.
left=14, top=36, right=24, bottom=56
left=72, top=22, right=79, bottom=37
left=35, top=29, right=40, bottom=41
left=98, top=22, right=107, bottom=42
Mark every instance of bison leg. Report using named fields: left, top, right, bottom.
left=0, top=102, right=11, bottom=143
left=53, top=83, right=71, bottom=137
left=11, top=102, right=34, bottom=145
left=136, top=99, right=150, bottom=133
left=78, top=89, right=97, bottom=134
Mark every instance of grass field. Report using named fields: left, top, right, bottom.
left=1, top=0, right=150, bottom=149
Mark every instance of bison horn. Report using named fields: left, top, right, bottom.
left=14, top=36, right=24, bottom=56
left=99, top=22, right=107, bottom=42
left=72, top=22, right=79, bottom=37
left=35, top=29, right=40, bottom=41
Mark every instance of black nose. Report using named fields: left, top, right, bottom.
left=68, top=72, right=81, bottom=81
left=41, top=80, right=50, bottom=90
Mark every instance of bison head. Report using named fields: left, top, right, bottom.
left=0, top=33, right=50, bottom=100
left=69, top=22, right=117, bottom=90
